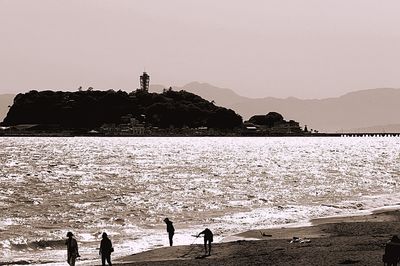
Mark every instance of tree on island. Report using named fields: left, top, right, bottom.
left=245, top=112, right=303, bottom=134
left=248, top=112, right=284, bottom=128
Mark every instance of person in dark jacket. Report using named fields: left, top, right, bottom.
left=384, top=235, right=400, bottom=266
left=197, top=228, right=213, bottom=256
left=164, top=218, right=175, bottom=246
left=65, top=232, right=79, bottom=266
left=99, top=232, right=113, bottom=266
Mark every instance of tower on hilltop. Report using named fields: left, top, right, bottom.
left=140, top=72, right=150, bottom=92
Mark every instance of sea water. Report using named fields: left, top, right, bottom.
left=0, top=137, right=399, bottom=265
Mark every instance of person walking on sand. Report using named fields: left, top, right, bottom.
left=66, top=232, right=80, bottom=266
left=383, top=235, right=400, bottom=266
left=197, top=228, right=213, bottom=256
left=99, top=232, right=113, bottom=266
left=164, top=218, right=175, bottom=246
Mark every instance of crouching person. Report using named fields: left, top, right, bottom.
left=197, top=228, right=213, bottom=256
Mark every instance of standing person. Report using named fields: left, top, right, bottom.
left=99, top=232, right=113, bottom=266
left=163, top=218, right=175, bottom=246
left=197, top=228, right=213, bottom=256
left=65, top=232, right=79, bottom=266
left=384, top=235, right=400, bottom=266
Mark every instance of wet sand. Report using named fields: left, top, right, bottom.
left=112, top=209, right=400, bottom=265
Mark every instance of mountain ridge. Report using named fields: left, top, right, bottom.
left=151, top=84, right=400, bottom=132
left=0, top=94, right=14, bottom=125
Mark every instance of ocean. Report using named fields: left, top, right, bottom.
left=1, top=137, right=399, bottom=265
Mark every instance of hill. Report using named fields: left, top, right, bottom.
left=152, top=84, right=400, bottom=132
left=2, top=89, right=242, bottom=130
left=0, top=94, right=15, bottom=122
left=151, top=82, right=250, bottom=107
left=230, top=88, right=400, bottom=132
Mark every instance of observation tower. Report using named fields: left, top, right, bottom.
left=140, top=72, right=150, bottom=92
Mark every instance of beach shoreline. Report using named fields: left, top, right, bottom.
left=111, top=209, right=400, bottom=265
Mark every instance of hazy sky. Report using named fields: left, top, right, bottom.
left=1, top=0, right=400, bottom=98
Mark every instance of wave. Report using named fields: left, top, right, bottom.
left=0, top=260, right=62, bottom=265
left=0, top=260, right=32, bottom=265
left=11, top=239, right=66, bottom=250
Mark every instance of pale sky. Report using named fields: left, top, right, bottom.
left=1, top=0, right=400, bottom=98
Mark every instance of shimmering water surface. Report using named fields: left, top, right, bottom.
left=1, top=137, right=400, bottom=265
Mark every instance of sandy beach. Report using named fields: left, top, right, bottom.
left=110, top=209, right=400, bottom=265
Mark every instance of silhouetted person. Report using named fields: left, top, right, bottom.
left=65, top=232, right=79, bottom=266
left=99, top=232, right=113, bottom=266
left=164, top=218, right=175, bottom=246
left=197, top=228, right=213, bottom=256
left=384, top=235, right=400, bottom=266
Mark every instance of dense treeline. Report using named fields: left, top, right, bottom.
left=2, top=89, right=242, bottom=129
left=248, top=112, right=285, bottom=127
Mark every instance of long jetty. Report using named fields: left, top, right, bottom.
left=317, top=132, right=400, bottom=137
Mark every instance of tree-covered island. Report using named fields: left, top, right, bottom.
left=0, top=89, right=308, bottom=136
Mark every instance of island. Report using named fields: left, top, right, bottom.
left=0, top=88, right=309, bottom=137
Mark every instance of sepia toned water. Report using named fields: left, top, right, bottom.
left=1, top=137, right=400, bottom=265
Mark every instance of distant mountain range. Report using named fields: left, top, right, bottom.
left=0, top=94, right=14, bottom=124
left=151, top=83, right=400, bottom=133
left=151, top=82, right=250, bottom=108
left=2, top=84, right=400, bottom=132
